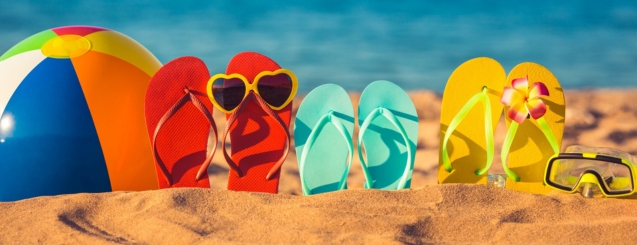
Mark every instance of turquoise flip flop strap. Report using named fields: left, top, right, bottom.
left=358, top=107, right=413, bottom=190
left=501, top=117, right=559, bottom=182
left=298, top=111, right=354, bottom=195
left=441, top=87, right=494, bottom=175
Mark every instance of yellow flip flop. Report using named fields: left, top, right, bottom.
left=438, top=57, right=506, bottom=184
left=501, top=62, right=565, bottom=194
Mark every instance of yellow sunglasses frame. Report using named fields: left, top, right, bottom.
left=206, top=68, right=298, bottom=114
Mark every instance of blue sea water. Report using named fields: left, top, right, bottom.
left=2, top=0, right=637, bottom=92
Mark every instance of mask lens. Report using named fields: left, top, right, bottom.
left=256, top=73, right=293, bottom=108
left=548, top=157, right=633, bottom=193
left=549, top=158, right=581, bottom=190
left=604, top=163, right=632, bottom=192
left=212, top=77, right=246, bottom=112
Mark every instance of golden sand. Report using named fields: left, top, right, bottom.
left=3, top=89, right=637, bottom=244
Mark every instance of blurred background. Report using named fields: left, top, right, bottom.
left=2, top=0, right=637, bottom=92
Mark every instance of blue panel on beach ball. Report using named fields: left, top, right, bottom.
left=0, top=58, right=111, bottom=201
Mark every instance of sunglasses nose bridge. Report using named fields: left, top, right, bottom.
left=244, top=80, right=258, bottom=94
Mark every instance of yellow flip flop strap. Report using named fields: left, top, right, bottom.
left=502, top=117, right=559, bottom=182
left=441, top=87, right=494, bottom=176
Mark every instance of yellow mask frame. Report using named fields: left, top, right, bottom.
left=544, top=152, right=636, bottom=197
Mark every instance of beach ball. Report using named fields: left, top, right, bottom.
left=0, top=26, right=161, bottom=201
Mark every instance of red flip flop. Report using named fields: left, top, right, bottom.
left=144, top=56, right=218, bottom=188
left=207, top=52, right=297, bottom=194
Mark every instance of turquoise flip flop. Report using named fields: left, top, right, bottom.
left=294, top=84, right=355, bottom=195
left=358, top=80, right=418, bottom=190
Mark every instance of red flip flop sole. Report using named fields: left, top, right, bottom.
left=145, top=56, right=214, bottom=188
left=223, top=52, right=292, bottom=194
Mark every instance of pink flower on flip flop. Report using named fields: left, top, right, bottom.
left=500, top=76, right=549, bottom=124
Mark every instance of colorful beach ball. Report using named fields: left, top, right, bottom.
left=0, top=26, right=161, bottom=201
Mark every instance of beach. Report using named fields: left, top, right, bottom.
left=2, top=89, right=637, bottom=244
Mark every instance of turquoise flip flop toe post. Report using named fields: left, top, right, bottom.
left=294, top=84, right=355, bottom=195
left=357, top=80, right=419, bottom=190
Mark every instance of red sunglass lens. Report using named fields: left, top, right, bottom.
left=257, top=73, right=293, bottom=108
left=212, top=77, right=246, bottom=111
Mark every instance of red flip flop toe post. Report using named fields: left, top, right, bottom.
left=209, top=52, right=296, bottom=194
left=145, top=56, right=218, bottom=188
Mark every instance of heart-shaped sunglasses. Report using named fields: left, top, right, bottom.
left=206, top=69, right=298, bottom=113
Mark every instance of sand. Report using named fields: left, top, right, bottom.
left=3, top=89, right=637, bottom=244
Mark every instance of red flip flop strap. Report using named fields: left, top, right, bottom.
left=152, top=89, right=218, bottom=186
left=252, top=95, right=290, bottom=180
left=221, top=98, right=248, bottom=177
left=188, top=92, right=219, bottom=182
left=221, top=93, right=291, bottom=180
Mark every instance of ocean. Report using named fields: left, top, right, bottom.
left=2, top=0, right=637, bottom=92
